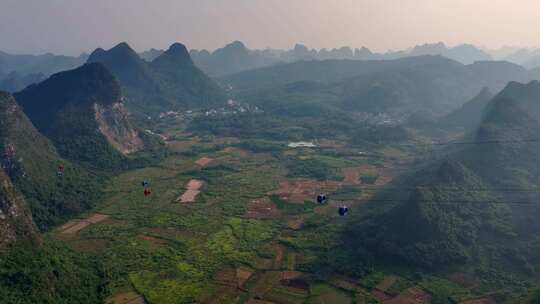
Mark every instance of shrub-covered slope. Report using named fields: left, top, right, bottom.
left=15, top=63, right=144, bottom=171
left=0, top=91, right=101, bottom=230
left=348, top=81, right=540, bottom=274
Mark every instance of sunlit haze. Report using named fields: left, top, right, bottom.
left=2, top=0, right=540, bottom=54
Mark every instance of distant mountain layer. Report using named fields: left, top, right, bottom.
left=484, top=46, right=540, bottom=69
left=408, top=42, right=491, bottom=64
left=0, top=51, right=86, bottom=92
left=139, top=48, right=164, bottom=62
left=225, top=55, right=537, bottom=120
left=88, top=42, right=227, bottom=115
left=0, top=50, right=86, bottom=77
left=190, top=41, right=281, bottom=77
left=439, top=87, right=493, bottom=131
left=496, top=48, right=540, bottom=69
left=15, top=63, right=144, bottom=170
left=224, top=55, right=461, bottom=91
left=188, top=41, right=492, bottom=76
left=348, top=81, right=540, bottom=273
left=0, top=42, right=496, bottom=88
left=0, top=42, right=498, bottom=86
left=0, top=71, right=45, bottom=93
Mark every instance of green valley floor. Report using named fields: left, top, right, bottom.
left=49, top=122, right=527, bottom=304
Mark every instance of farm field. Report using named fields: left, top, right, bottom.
left=49, top=121, right=508, bottom=304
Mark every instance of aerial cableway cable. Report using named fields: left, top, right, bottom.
left=386, top=137, right=540, bottom=148
left=341, top=186, right=540, bottom=193
left=353, top=198, right=540, bottom=206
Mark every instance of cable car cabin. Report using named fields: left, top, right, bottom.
left=57, top=164, right=65, bottom=177
left=3, top=144, right=15, bottom=159
left=1, top=158, right=13, bottom=170
left=338, top=206, right=349, bottom=216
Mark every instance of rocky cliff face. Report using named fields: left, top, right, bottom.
left=0, top=171, right=40, bottom=251
left=94, top=101, right=143, bottom=154
left=0, top=91, right=103, bottom=230
left=15, top=63, right=144, bottom=168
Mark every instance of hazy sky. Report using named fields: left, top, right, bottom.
left=2, top=0, right=540, bottom=55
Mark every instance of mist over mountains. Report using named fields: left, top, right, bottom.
left=0, top=51, right=87, bottom=91
left=188, top=42, right=540, bottom=76
left=6, top=35, right=540, bottom=303
left=224, top=54, right=540, bottom=124
left=349, top=80, right=540, bottom=273
left=190, top=41, right=494, bottom=76
left=4, top=40, right=540, bottom=92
